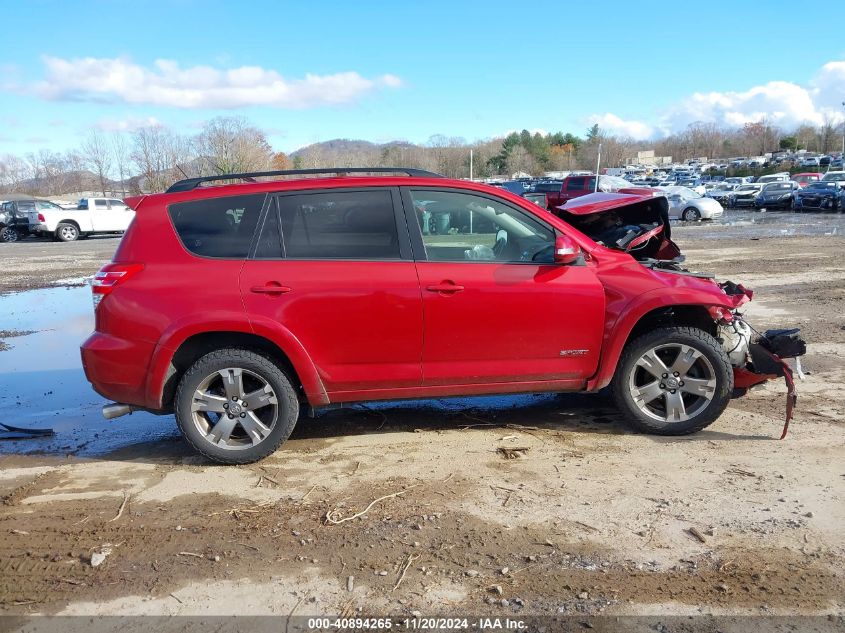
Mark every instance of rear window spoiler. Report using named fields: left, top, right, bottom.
left=123, top=195, right=147, bottom=211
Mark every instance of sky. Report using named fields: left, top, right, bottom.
left=1, top=0, right=844, bottom=156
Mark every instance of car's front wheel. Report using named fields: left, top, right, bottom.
left=174, top=348, right=300, bottom=464
left=611, top=327, right=733, bottom=435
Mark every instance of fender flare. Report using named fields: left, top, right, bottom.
left=586, top=288, right=732, bottom=391
left=144, top=311, right=328, bottom=409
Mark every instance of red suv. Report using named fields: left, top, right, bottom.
left=81, top=168, right=803, bottom=463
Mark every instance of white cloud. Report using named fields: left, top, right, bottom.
left=585, top=113, right=655, bottom=140
left=590, top=60, right=845, bottom=139
left=95, top=115, right=162, bottom=132
left=33, top=56, right=403, bottom=109
left=664, top=80, right=828, bottom=130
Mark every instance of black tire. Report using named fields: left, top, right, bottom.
left=174, top=348, right=300, bottom=464
left=611, top=326, right=733, bottom=436
left=55, top=222, right=79, bottom=242
left=0, top=226, right=18, bottom=243
left=682, top=207, right=701, bottom=221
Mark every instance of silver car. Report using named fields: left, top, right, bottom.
left=658, top=186, right=724, bottom=220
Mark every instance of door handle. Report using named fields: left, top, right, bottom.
left=426, top=282, right=464, bottom=294
left=250, top=283, right=292, bottom=295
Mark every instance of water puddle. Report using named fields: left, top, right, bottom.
left=0, top=285, right=179, bottom=456
left=0, top=286, right=563, bottom=457
left=674, top=210, right=844, bottom=239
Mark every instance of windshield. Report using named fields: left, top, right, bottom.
left=598, top=175, right=630, bottom=191
left=822, top=172, right=845, bottom=182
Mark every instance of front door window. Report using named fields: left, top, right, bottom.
left=411, top=190, right=554, bottom=264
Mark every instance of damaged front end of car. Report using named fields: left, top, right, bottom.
left=560, top=193, right=808, bottom=437
left=712, top=282, right=807, bottom=438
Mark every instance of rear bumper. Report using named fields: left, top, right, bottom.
left=80, top=332, right=157, bottom=409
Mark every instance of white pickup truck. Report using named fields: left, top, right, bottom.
left=28, top=197, right=135, bottom=242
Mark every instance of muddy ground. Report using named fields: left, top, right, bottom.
left=0, top=213, right=843, bottom=626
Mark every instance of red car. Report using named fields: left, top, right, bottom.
left=81, top=168, right=804, bottom=463
left=534, top=174, right=640, bottom=210
left=791, top=172, right=823, bottom=188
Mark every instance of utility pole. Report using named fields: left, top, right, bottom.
left=594, top=143, right=602, bottom=192
left=841, top=102, right=845, bottom=158
left=469, top=149, right=473, bottom=181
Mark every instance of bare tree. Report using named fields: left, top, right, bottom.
left=194, top=116, right=272, bottom=175
left=131, top=125, right=179, bottom=193
left=111, top=132, right=130, bottom=198
left=81, top=129, right=112, bottom=196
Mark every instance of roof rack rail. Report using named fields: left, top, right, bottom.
left=165, top=167, right=444, bottom=193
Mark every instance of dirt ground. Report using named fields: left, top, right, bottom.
left=0, top=221, right=843, bottom=625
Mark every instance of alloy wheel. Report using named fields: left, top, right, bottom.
left=190, top=367, right=279, bottom=450
left=628, top=343, right=716, bottom=424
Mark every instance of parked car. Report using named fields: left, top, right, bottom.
left=659, top=186, right=724, bottom=220
left=27, top=197, right=134, bottom=242
left=706, top=183, right=737, bottom=204
left=831, top=157, right=844, bottom=169
left=756, top=173, right=791, bottom=184
left=728, top=184, right=764, bottom=208
left=793, top=181, right=843, bottom=212
left=80, top=167, right=803, bottom=463
left=492, top=180, right=530, bottom=195
left=754, top=182, right=799, bottom=210
left=800, top=156, right=821, bottom=168
left=538, top=174, right=630, bottom=209
left=791, top=172, right=823, bottom=187
left=0, top=197, right=64, bottom=242
left=821, top=171, right=845, bottom=187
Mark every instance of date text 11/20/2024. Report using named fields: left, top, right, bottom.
left=306, top=617, right=526, bottom=630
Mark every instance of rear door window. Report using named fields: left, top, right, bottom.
left=566, top=178, right=585, bottom=191
left=276, top=189, right=401, bottom=260
left=169, top=194, right=265, bottom=258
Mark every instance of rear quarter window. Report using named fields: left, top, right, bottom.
left=168, top=194, right=265, bottom=258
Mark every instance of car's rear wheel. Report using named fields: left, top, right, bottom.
left=611, top=327, right=733, bottom=435
left=682, top=207, right=701, bottom=221
left=55, top=223, right=79, bottom=242
left=0, top=226, right=19, bottom=243
left=174, top=348, right=300, bottom=464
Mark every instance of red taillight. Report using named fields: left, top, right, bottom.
left=38, top=213, right=45, bottom=222
left=92, top=263, right=144, bottom=309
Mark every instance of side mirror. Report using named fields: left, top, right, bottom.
left=554, top=235, right=581, bottom=265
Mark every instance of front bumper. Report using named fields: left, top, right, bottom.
left=730, top=328, right=806, bottom=439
